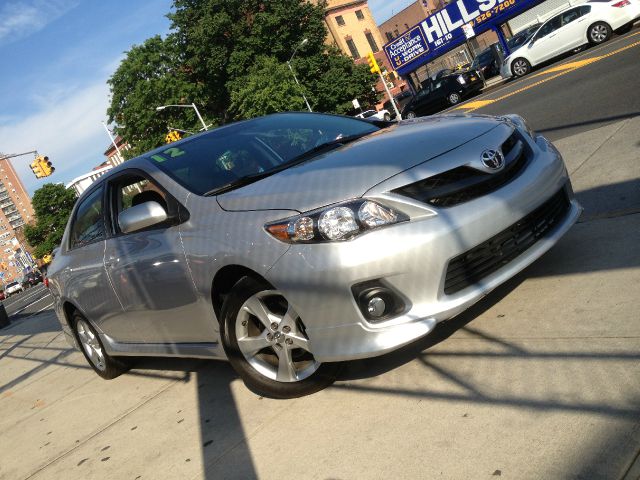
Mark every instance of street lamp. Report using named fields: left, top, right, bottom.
left=287, top=38, right=313, bottom=112
left=155, top=103, right=209, bottom=131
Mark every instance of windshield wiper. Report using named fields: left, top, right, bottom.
left=203, top=170, right=276, bottom=196
left=204, top=132, right=371, bottom=196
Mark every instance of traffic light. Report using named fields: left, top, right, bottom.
left=39, top=155, right=54, bottom=177
left=165, top=130, right=182, bottom=144
left=367, top=52, right=380, bottom=74
left=30, top=159, right=45, bottom=178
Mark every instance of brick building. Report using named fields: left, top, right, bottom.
left=0, top=156, right=37, bottom=284
left=321, top=0, right=406, bottom=107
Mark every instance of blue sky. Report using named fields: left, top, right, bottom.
left=0, top=0, right=414, bottom=196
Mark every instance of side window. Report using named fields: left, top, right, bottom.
left=578, top=5, right=591, bottom=16
left=112, top=175, right=169, bottom=234
left=535, top=16, right=561, bottom=40
left=69, top=187, right=105, bottom=249
left=561, top=8, right=580, bottom=26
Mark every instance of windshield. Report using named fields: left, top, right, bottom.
left=508, top=25, right=539, bottom=49
left=147, top=113, right=381, bottom=195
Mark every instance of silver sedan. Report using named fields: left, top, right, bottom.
left=47, top=112, right=581, bottom=398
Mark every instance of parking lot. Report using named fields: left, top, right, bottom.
left=1, top=31, right=639, bottom=480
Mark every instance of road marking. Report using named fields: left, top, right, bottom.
left=454, top=99, right=495, bottom=110
left=455, top=39, right=640, bottom=112
left=3, top=285, right=46, bottom=308
left=10, top=291, right=53, bottom=317
left=530, top=56, right=602, bottom=76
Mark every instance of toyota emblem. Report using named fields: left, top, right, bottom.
left=481, top=149, right=505, bottom=170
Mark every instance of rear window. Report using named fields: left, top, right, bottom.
left=147, top=113, right=380, bottom=195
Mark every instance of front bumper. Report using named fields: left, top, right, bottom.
left=266, top=132, right=581, bottom=362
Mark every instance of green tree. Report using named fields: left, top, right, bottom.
left=107, top=35, right=203, bottom=158
left=24, top=184, right=77, bottom=259
left=107, top=0, right=378, bottom=153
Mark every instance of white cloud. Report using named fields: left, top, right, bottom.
left=0, top=80, right=113, bottom=194
left=0, top=0, right=79, bottom=46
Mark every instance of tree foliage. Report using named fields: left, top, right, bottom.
left=24, top=183, right=77, bottom=258
left=107, top=0, right=378, bottom=154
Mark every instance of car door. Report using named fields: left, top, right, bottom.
left=427, top=79, right=450, bottom=112
left=102, top=170, right=215, bottom=344
left=527, top=14, right=562, bottom=65
left=555, top=7, right=589, bottom=51
left=62, top=184, right=129, bottom=338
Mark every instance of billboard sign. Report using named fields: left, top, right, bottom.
left=383, top=0, right=544, bottom=76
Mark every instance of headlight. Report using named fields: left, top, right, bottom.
left=502, top=114, right=535, bottom=138
left=265, top=199, right=408, bottom=243
left=456, top=75, right=466, bottom=84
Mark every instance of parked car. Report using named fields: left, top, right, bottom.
left=22, top=271, right=43, bottom=288
left=402, top=70, right=483, bottom=118
left=47, top=112, right=581, bottom=398
left=355, top=109, right=391, bottom=121
left=5, top=281, right=23, bottom=296
left=470, top=47, right=501, bottom=79
left=0, top=290, right=5, bottom=301
left=383, top=90, right=414, bottom=118
left=501, top=0, right=640, bottom=78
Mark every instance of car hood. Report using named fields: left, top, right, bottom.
left=217, top=115, right=501, bottom=213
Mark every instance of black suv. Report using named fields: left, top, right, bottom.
left=401, top=71, right=483, bottom=118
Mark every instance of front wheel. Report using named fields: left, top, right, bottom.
left=383, top=113, right=391, bottom=121
left=220, top=277, right=340, bottom=398
left=405, top=111, right=417, bottom=119
left=448, top=92, right=461, bottom=105
left=588, top=22, right=611, bottom=45
left=511, top=58, right=531, bottom=77
left=73, top=312, right=128, bottom=379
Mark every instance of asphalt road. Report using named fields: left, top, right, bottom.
left=3, top=284, right=53, bottom=321
left=450, top=26, right=640, bottom=141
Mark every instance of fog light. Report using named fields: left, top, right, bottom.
left=367, top=297, right=386, bottom=318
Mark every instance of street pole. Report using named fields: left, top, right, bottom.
left=191, top=103, right=208, bottom=131
left=286, top=61, right=313, bottom=112
left=379, top=71, right=402, bottom=120
left=101, top=121, right=123, bottom=160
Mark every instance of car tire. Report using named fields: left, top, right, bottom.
left=383, top=113, right=391, bottom=121
left=448, top=92, right=461, bottom=105
left=220, top=276, right=340, bottom=399
left=588, top=22, right=612, bottom=45
left=405, top=111, right=417, bottom=119
left=72, top=311, right=128, bottom=379
left=511, top=58, right=531, bottom=77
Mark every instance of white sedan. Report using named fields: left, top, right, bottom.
left=355, top=109, right=392, bottom=121
left=501, top=0, right=640, bottom=78
left=5, top=281, right=23, bottom=296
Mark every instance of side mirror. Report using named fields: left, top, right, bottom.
left=118, top=201, right=168, bottom=234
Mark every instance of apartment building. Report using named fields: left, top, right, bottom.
left=0, top=156, right=37, bottom=283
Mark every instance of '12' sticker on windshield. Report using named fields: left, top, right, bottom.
left=150, top=147, right=186, bottom=163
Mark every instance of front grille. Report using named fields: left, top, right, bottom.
left=393, top=130, right=528, bottom=207
left=444, top=188, right=570, bottom=295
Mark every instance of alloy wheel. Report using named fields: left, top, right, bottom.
left=76, top=319, right=106, bottom=371
left=235, top=290, right=319, bottom=383
left=449, top=93, right=460, bottom=104
left=590, top=25, right=608, bottom=43
left=406, top=111, right=416, bottom=119
left=513, top=59, right=529, bottom=76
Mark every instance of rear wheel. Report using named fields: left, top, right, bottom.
left=511, top=58, right=531, bottom=77
left=220, top=277, right=340, bottom=398
left=383, top=113, right=391, bottom=121
left=405, top=111, right=417, bottom=119
left=588, top=22, right=611, bottom=45
left=73, top=312, right=128, bottom=379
